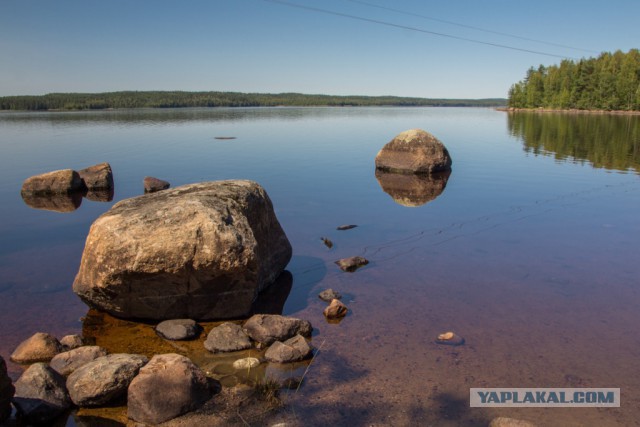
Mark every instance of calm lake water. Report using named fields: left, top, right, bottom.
left=0, top=107, right=639, bottom=426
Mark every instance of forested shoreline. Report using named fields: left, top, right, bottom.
left=0, top=91, right=506, bottom=111
left=508, top=49, right=640, bottom=111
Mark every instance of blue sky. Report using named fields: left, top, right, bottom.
left=1, top=0, right=639, bottom=98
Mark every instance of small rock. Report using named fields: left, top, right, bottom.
left=143, top=176, right=170, bottom=193
left=127, top=353, right=214, bottom=425
left=66, top=353, right=148, bottom=407
left=323, top=299, right=348, bottom=319
left=335, top=256, right=369, bottom=272
left=60, top=334, right=84, bottom=350
left=0, top=356, right=14, bottom=423
left=232, top=357, right=261, bottom=370
left=265, top=335, right=312, bottom=363
left=318, top=288, right=342, bottom=302
left=204, top=322, right=252, bottom=353
left=435, top=331, right=465, bottom=346
left=50, top=346, right=108, bottom=376
left=336, top=224, right=357, bottom=230
left=320, top=237, right=333, bottom=248
left=489, top=417, right=537, bottom=427
left=13, top=363, right=71, bottom=424
left=78, top=162, right=113, bottom=191
left=10, top=332, right=63, bottom=364
left=21, top=169, right=85, bottom=195
left=243, top=314, right=312, bottom=346
left=156, top=319, right=202, bottom=341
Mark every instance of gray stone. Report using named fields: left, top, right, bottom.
left=265, top=335, right=312, bottom=363
left=243, top=314, right=312, bottom=346
left=375, top=129, right=452, bottom=174
left=0, top=356, right=14, bottom=423
left=78, top=162, right=113, bottom=191
left=204, top=322, right=252, bottom=353
left=143, top=176, right=170, bottom=193
left=66, top=353, right=148, bottom=407
left=50, top=346, right=108, bottom=376
left=156, top=319, right=202, bottom=340
left=318, top=288, right=342, bottom=302
left=60, top=334, right=84, bottom=350
left=13, top=363, right=71, bottom=424
left=127, top=353, right=214, bottom=425
left=21, top=169, right=85, bottom=195
left=335, top=256, right=369, bottom=272
left=10, top=332, right=63, bottom=364
left=489, top=417, right=537, bottom=427
left=73, top=180, right=292, bottom=320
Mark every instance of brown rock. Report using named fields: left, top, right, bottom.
left=72, top=180, right=292, bottom=320
left=78, top=162, right=113, bottom=191
left=323, top=299, right=348, bottom=319
left=143, top=176, right=170, bottom=193
left=375, top=129, right=452, bottom=174
left=0, top=356, right=14, bottom=423
left=243, top=314, right=312, bottom=346
left=13, top=363, right=71, bottom=424
left=489, top=417, right=537, bottom=427
left=375, top=169, right=450, bottom=207
left=435, top=331, right=465, bottom=346
left=60, top=334, right=84, bottom=350
left=127, top=353, right=214, bottom=425
left=10, top=332, right=63, bottom=364
left=335, top=256, right=369, bottom=272
left=50, top=346, right=108, bottom=376
left=21, top=169, right=85, bottom=195
left=264, top=335, right=312, bottom=363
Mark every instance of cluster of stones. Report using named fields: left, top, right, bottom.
left=7, top=332, right=216, bottom=425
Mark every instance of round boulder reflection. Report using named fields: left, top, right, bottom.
left=375, top=169, right=451, bottom=207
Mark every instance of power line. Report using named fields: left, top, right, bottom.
left=344, top=0, right=599, bottom=54
left=260, top=0, right=579, bottom=60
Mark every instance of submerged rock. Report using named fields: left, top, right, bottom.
left=21, top=191, right=83, bottom=212
left=323, top=299, right=348, bottom=319
left=321, top=237, right=334, bottom=248
left=143, top=176, right=170, bottom=193
left=336, top=224, right=357, bottom=230
left=66, top=353, right=148, bottom=407
left=233, top=357, right=260, bottom=370
left=13, top=363, right=71, bottom=425
left=0, top=356, right=14, bottom=423
left=21, top=169, right=85, bottom=195
left=78, top=162, right=113, bottom=192
left=264, top=335, right=312, bottom=363
left=242, top=314, right=312, bottom=346
left=318, top=288, right=342, bottom=302
left=375, top=169, right=450, bottom=207
left=10, top=332, right=63, bottom=364
left=335, top=256, right=369, bottom=272
left=50, top=346, right=108, bottom=376
left=435, top=331, right=465, bottom=346
left=375, top=129, right=452, bottom=174
left=73, top=180, right=292, bottom=320
left=204, top=322, right=252, bottom=353
left=127, top=353, right=214, bottom=425
left=156, top=319, right=202, bottom=341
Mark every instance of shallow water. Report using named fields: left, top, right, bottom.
left=1, top=107, right=639, bottom=426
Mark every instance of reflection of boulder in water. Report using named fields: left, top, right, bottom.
left=250, top=271, right=293, bottom=315
left=375, top=169, right=451, bottom=207
left=85, top=188, right=114, bottom=203
left=21, top=191, right=83, bottom=212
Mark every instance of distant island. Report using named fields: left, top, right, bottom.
left=0, top=91, right=506, bottom=111
left=507, top=49, right=640, bottom=112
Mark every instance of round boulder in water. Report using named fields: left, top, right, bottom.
left=375, top=129, right=452, bottom=174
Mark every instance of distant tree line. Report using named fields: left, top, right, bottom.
left=508, top=49, right=640, bottom=111
left=0, top=91, right=506, bottom=111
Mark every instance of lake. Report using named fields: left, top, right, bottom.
left=1, top=107, right=639, bottom=426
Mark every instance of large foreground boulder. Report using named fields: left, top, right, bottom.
left=0, top=356, right=14, bottom=423
left=127, top=353, right=214, bottom=424
left=375, top=129, right=452, bottom=174
left=73, top=180, right=292, bottom=320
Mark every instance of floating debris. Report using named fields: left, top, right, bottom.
left=335, top=256, right=369, bottom=272
left=336, top=224, right=357, bottom=231
left=435, top=331, right=465, bottom=346
left=320, top=237, right=333, bottom=248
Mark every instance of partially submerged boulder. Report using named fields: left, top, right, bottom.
left=78, top=162, right=113, bottom=192
left=375, top=129, right=452, bottom=174
left=73, top=180, right=292, bottom=320
left=264, top=335, right=312, bottom=363
left=127, top=354, right=214, bottom=425
left=13, top=363, right=71, bottom=425
left=156, top=319, right=202, bottom=341
left=335, top=256, right=369, bottom=273
left=323, top=299, right=348, bottom=319
left=21, top=169, right=85, bottom=195
left=143, top=176, right=170, bottom=193
left=0, top=356, right=14, bottom=423
left=204, top=322, right=252, bottom=353
left=10, top=332, right=63, bottom=364
left=242, top=314, right=312, bottom=346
